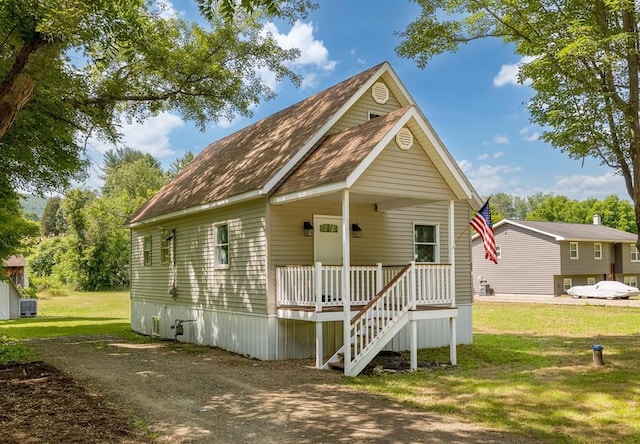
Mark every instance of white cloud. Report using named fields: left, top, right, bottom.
left=477, top=153, right=490, bottom=160
left=155, top=0, right=179, bottom=19
left=458, top=160, right=523, bottom=196
left=493, top=134, right=509, bottom=144
left=261, top=21, right=337, bottom=89
left=88, top=112, right=184, bottom=158
left=554, top=173, right=627, bottom=199
left=493, top=56, right=535, bottom=87
left=520, top=126, right=541, bottom=142
left=493, top=151, right=505, bottom=158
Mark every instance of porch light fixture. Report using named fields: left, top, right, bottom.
left=351, top=223, right=363, bottom=238
left=303, top=221, right=314, bottom=237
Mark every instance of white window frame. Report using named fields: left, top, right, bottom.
left=563, top=278, right=573, bottom=292
left=587, top=277, right=596, bottom=285
left=214, top=222, right=230, bottom=269
left=631, top=244, right=640, bottom=262
left=496, top=244, right=502, bottom=260
left=593, top=243, right=602, bottom=260
left=161, top=230, right=170, bottom=264
left=624, top=276, right=638, bottom=287
left=413, top=223, right=439, bottom=263
left=569, top=242, right=579, bottom=260
left=143, top=235, right=152, bottom=266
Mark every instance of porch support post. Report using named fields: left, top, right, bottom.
left=449, top=200, right=456, bottom=308
left=315, top=262, right=322, bottom=312
left=342, top=189, right=352, bottom=373
left=316, top=321, right=323, bottom=369
left=450, top=316, right=457, bottom=365
left=376, top=263, right=383, bottom=293
left=410, top=319, right=417, bottom=371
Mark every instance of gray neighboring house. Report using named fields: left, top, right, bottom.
left=472, top=216, right=640, bottom=296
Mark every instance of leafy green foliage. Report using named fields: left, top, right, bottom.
left=0, top=0, right=309, bottom=195
left=398, top=0, right=640, bottom=245
left=489, top=192, right=637, bottom=232
left=0, top=181, right=39, bottom=259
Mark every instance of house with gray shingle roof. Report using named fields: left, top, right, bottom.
left=125, top=62, right=483, bottom=376
left=472, top=217, right=640, bottom=297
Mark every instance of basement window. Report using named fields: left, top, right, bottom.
left=563, top=278, right=572, bottom=292
left=624, top=276, right=638, bottom=287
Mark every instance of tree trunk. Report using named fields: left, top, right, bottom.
left=0, top=34, right=53, bottom=141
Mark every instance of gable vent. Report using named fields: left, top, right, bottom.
left=372, top=82, right=389, bottom=104
left=396, top=127, right=414, bottom=150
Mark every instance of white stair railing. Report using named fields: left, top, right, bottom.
left=344, top=262, right=415, bottom=376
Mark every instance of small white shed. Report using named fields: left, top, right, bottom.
left=0, top=279, right=22, bottom=320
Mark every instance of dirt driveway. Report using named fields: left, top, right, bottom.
left=27, top=335, right=531, bottom=443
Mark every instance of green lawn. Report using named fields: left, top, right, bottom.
left=349, top=302, right=640, bottom=443
left=0, top=290, right=133, bottom=362
left=1, top=293, right=638, bottom=442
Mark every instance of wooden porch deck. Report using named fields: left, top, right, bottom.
left=276, top=303, right=457, bottom=322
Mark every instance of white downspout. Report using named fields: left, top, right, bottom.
left=342, top=190, right=351, bottom=375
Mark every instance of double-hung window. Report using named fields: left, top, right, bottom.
left=624, top=276, right=638, bottom=287
left=569, top=242, right=579, bottom=260
left=215, top=223, right=229, bottom=268
left=593, top=243, right=602, bottom=260
left=631, top=244, right=640, bottom=262
left=143, top=235, right=152, bottom=266
left=414, top=224, right=438, bottom=263
left=563, top=278, right=572, bottom=292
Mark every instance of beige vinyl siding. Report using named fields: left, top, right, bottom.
left=269, top=199, right=474, bottom=306
left=559, top=241, right=613, bottom=275
left=351, top=138, right=456, bottom=201
left=619, top=243, right=640, bottom=274
left=330, top=80, right=403, bottom=133
left=131, top=198, right=268, bottom=315
left=473, top=225, right=560, bottom=295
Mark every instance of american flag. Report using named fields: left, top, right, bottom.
left=470, top=200, right=497, bottom=264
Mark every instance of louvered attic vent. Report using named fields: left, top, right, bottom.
left=372, top=82, right=389, bottom=104
left=396, top=127, right=414, bottom=150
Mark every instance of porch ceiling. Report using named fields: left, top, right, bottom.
left=273, top=188, right=446, bottom=211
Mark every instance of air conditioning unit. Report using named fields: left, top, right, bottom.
left=20, top=298, right=37, bottom=317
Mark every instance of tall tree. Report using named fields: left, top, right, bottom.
left=40, top=196, right=63, bottom=237
left=398, top=0, right=640, bottom=247
left=169, top=151, right=195, bottom=178
left=0, top=0, right=311, bottom=194
left=0, top=180, right=38, bottom=260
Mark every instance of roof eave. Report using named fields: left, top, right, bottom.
left=125, top=190, right=263, bottom=229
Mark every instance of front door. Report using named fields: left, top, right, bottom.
left=314, top=215, right=343, bottom=265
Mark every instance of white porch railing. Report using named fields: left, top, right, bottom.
left=276, top=262, right=451, bottom=310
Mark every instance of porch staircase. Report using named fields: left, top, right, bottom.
left=325, top=263, right=414, bottom=376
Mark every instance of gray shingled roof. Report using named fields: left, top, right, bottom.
left=126, top=63, right=386, bottom=225
left=2, top=255, right=26, bottom=268
left=503, top=220, right=637, bottom=242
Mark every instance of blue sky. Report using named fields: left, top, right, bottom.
left=83, top=0, right=629, bottom=201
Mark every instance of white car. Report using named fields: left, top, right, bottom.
left=567, top=281, right=640, bottom=300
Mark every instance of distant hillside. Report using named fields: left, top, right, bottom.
left=20, top=194, right=48, bottom=220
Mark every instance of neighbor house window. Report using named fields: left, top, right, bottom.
left=593, top=243, right=602, bottom=260
left=563, top=278, right=572, bottom=292
left=143, top=235, right=152, bottom=266
left=624, top=276, right=638, bottom=287
left=414, top=224, right=438, bottom=263
left=631, top=244, right=640, bottom=262
left=587, top=277, right=596, bottom=285
left=569, top=242, right=579, bottom=259
left=215, top=223, right=229, bottom=268
left=496, top=244, right=502, bottom=260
